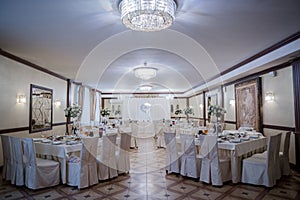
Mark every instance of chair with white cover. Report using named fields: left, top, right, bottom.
left=22, top=138, right=60, bottom=189
left=67, top=137, right=99, bottom=189
left=242, top=133, right=282, bottom=187
left=10, top=137, right=24, bottom=186
left=280, top=132, right=291, bottom=176
left=116, top=128, right=132, bottom=174
left=130, top=122, right=138, bottom=148
left=1, top=135, right=12, bottom=181
left=164, top=132, right=180, bottom=174
left=180, top=134, right=201, bottom=178
left=154, top=120, right=165, bottom=148
left=97, top=134, right=118, bottom=180
left=200, top=135, right=231, bottom=186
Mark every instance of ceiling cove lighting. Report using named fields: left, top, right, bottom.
left=119, top=0, right=177, bottom=32
left=134, top=62, right=158, bottom=80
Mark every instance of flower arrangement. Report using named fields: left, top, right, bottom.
left=100, top=108, right=111, bottom=116
left=114, top=110, right=121, bottom=115
left=174, top=109, right=182, bottom=115
left=208, top=105, right=226, bottom=118
left=64, top=104, right=82, bottom=118
left=183, top=107, right=194, bottom=115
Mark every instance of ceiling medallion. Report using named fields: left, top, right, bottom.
left=119, top=0, right=177, bottom=32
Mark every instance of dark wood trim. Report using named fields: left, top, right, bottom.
left=224, top=120, right=236, bottom=125
left=224, top=60, right=294, bottom=87
left=203, top=91, right=206, bottom=126
left=262, top=124, right=295, bottom=132
left=222, top=31, right=300, bottom=76
left=292, top=60, right=300, bottom=172
left=0, top=48, right=68, bottom=81
left=66, top=79, right=71, bottom=134
left=0, top=127, right=28, bottom=134
left=0, top=122, right=66, bottom=134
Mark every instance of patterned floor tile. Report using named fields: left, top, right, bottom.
left=0, top=190, right=24, bottom=200
left=230, top=188, right=260, bottom=200
left=32, top=190, right=63, bottom=200
left=190, top=188, right=222, bottom=199
left=262, top=194, right=293, bottom=200
left=95, top=183, right=126, bottom=195
left=268, top=187, right=298, bottom=199
left=71, top=190, right=103, bottom=200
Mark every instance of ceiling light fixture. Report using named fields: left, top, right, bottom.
left=139, top=84, right=153, bottom=91
left=134, top=62, right=157, bottom=80
left=119, top=0, right=177, bottom=32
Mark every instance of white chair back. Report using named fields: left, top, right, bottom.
left=117, top=130, right=132, bottom=173
left=10, top=136, right=24, bottom=186
left=98, top=134, right=118, bottom=180
left=180, top=134, right=199, bottom=178
left=200, top=135, right=222, bottom=185
left=281, top=132, right=291, bottom=175
left=79, top=137, right=98, bottom=188
left=164, top=132, right=180, bottom=174
left=1, top=135, right=12, bottom=181
left=23, top=138, right=60, bottom=189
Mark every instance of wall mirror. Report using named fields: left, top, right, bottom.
left=29, top=84, right=53, bottom=133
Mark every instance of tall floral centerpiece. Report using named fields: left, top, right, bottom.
left=174, top=109, right=182, bottom=120
left=64, top=104, right=82, bottom=134
left=100, top=108, right=111, bottom=124
left=207, top=105, right=226, bottom=134
left=183, top=107, right=194, bottom=123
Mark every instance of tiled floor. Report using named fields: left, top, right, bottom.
left=1, top=137, right=300, bottom=200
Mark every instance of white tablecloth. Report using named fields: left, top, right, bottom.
left=218, top=137, right=267, bottom=183
left=34, top=141, right=82, bottom=184
left=177, top=134, right=267, bottom=183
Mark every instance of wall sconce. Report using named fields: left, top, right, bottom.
left=229, top=99, right=235, bottom=106
left=54, top=99, right=62, bottom=107
left=265, top=92, right=275, bottom=102
left=199, top=104, right=203, bottom=109
left=17, top=95, right=26, bottom=104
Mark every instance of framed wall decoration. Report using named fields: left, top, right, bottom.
left=235, top=78, right=262, bottom=132
left=29, top=84, right=53, bottom=133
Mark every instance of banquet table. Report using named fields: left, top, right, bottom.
left=34, top=140, right=82, bottom=184
left=217, top=136, right=267, bottom=183
left=176, top=132, right=267, bottom=183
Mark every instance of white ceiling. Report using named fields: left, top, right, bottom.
left=0, top=0, right=300, bottom=95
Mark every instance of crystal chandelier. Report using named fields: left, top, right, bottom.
left=119, top=0, right=177, bottom=32
left=139, top=84, right=153, bottom=91
left=134, top=62, right=157, bottom=80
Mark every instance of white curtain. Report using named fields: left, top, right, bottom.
left=94, top=92, right=101, bottom=126
left=80, top=87, right=90, bottom=126
left=122, top=98, right=170, bottom=121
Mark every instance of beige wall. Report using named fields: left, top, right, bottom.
left=0, top=55, right=68, bottom=165
left=261, top=66, right=295, bottom=164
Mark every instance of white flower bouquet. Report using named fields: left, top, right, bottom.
left=64, top=104, right=82, bottom=118
left=100, top=108, right=111, bottom=116
left=208, top=105, right=226, bottom=118
left=183, top=107, right=194, bottom=115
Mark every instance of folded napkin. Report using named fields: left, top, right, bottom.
left=66, top=140, right=77, bottom=145
left=68, top=155, right=80, bottom=163
left=229, top=138, right=241, bottom=143
left=52, top=141, right=62, bottom=145
left=41, top=139, right=51, bottom=143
